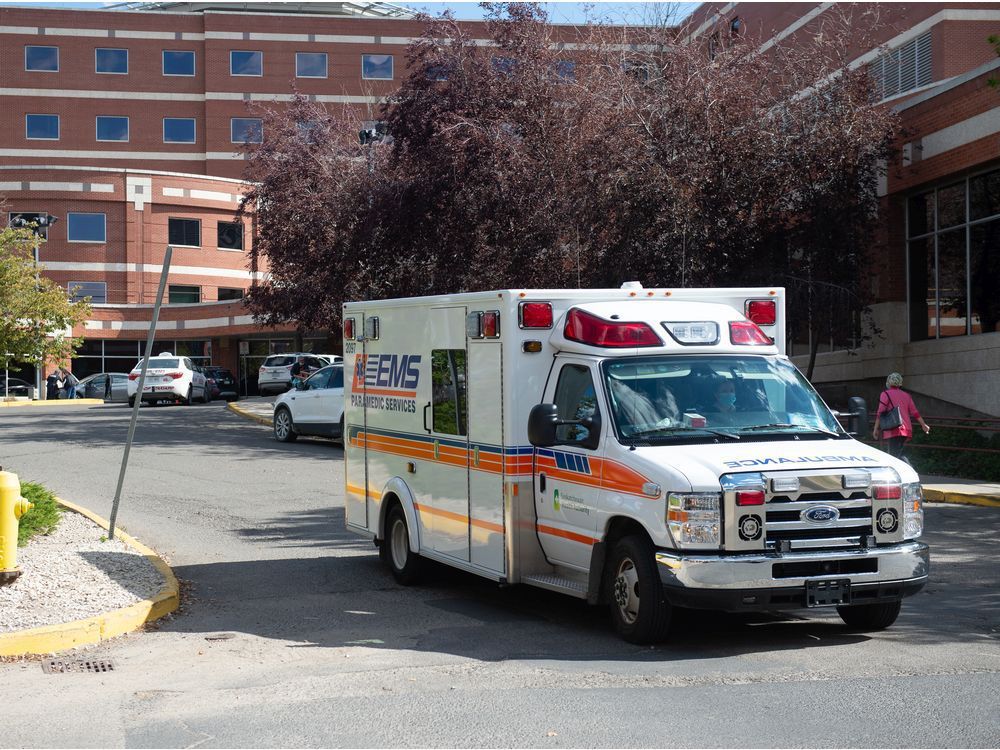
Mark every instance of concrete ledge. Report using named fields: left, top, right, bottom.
left=0, top=399, right=105, bottom=409
left=227, top=400, right=273, bottom=427
left=0, top=497, right=180, bottom=657
left=922, top=488, right=1000, bottom=508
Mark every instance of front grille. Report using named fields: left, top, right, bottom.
left=764, top=480, right=873, bottom=551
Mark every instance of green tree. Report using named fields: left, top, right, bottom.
left=0, top=227, right=90, bottom=373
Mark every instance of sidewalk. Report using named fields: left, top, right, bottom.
left=920, top=474, right=1000, bottom=508
left=227, top=396, right=274, bottom=426
left=0, top=398, right=104, bottom=409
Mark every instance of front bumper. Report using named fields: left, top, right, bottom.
left=655, top=541, right=929, bottom=611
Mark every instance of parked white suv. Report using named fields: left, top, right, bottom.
left=127, top=353, right=209, bottom=406
left=257, top=353, right=341, bottom=396
left=272, top=364, right=345, bottom=442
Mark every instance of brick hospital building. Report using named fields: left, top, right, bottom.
left=1, top=1, right=999, bottom=412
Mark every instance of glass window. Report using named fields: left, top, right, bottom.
left=492, top=56, right=516, bottom=76
left=305, top=367, right=333, bottom=390
left=296, top=52, right=327, bottom=78
left=555, top=60, right=576, bottom=81
left=230, top=50, right=263, bottom=76
left=426, top=64, right=448, bottom=81
left=907, top=238, right=933, bottom=341
left=970, top=220, right=1000, bottom=335
left=231, top=117, right=263, bottom=144
left=168, top=285, right=200, bottom=304
left=77, top=340, right=104, bottom=357
left=96, top=116, right=129, bottom=142
left=67, top=213, right=106, bottom=243
left=362, top=54, right=393, bottom=80
left=25, top=114, right=59, bottom=140
left=168, top=217, right=201, bottom=247
left=217, top=221, right=243, bottom=250
left=175, top=340, right=207, bottom=357
left=329, top=367, right=344, bottom=389
left=936, top=181, right=966, bottom=230
left=96, top=48, right=128, bottom=74
left=553, top=364, right=598, bottom=445
left=68, top=281, right=107, bottom=304
left=163, top=118, right=196, bottom=143
left=104, top=340, right=140, bottom=356
left=431, top=349, right=467, bottom=435
left=25, top=45, right=58, bottom=72
left=163, top=49, right=195, bottom=76
left=907, top=191, right=933, bottom=237
left=218, top=287, right=244, bottom=301
left=937, top=229, right=968, bottom=337
left=8, top=212, right=51, bottom=238
left=970, top=169, right=1000, bottom=222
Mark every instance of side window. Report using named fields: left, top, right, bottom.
left=307, top=356, right=326, bottom=370
left=431, top=349, right=467, bottom=436
left=554, top=364, right=599, bottom=445
left=329, top=367, right=344, bottom=389
left=307, top=368, right=332, bottom=390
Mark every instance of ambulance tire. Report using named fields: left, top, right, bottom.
left=384, top=504, right=423, bottom=585
left=836, top=600, right=901, bottom=630
left=606, top=534, right=672, bottom=644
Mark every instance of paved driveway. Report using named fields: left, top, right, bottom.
left=1, top=403, right=998, bottom=748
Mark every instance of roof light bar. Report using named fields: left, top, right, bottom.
left=564, top=308, right=662, bottom=348
left=662, top=321, right=719, bottom=346
left=729, top=320, right=772, bottom=346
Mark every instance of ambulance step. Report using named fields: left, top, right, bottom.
left=522, top=574, right=588, bottom=599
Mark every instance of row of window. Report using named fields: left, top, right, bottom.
left=9, top=212, right=245, bottom=248
left=23, top=45, right=395, bottom=80
left=24, top=115, right=264, bottom=145
left=66, top=281, right=243, bottom=305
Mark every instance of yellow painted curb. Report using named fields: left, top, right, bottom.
left=922, top=488, right=1000, bottom=508
left=0, top=399, right=104, bottom=409
left=0, top=497, right=180, bottom=657
left=227, top=400, right=273, bottom=427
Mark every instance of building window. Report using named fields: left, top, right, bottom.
left=8, top=212, right=51, bottom=239
left=168, top=217, right=201, bottom=247
left=218, top=287, right=244, bottom=301
left=907, top=166, right=1000, bottom=340
left=95, top=48, right=128, bottom=74
left=296, top=52, right=327, bottom=78
left=361, top=54, right=393, bottom=80
left=163, top=117, right=196, bottom=143
left=217, top=221, right=243, bottom=250
left=231, top=117, right=263, bottom=144
left=872, top=31, right=932, bottom=101
left=230, top=50, right=263, bottom=76
left=96, top=116, right=129, bottom=142
left=68, top=281, right=107, bottom=304
left=555, top=60, right=576, bottom=81
left=168, top=285, right=201, bottom=304
left=25, top=114, right=59, bottom=140
left=163, top=49, right=195, bottom=76
left=25, top=45, right=58, bottom=72
left=67, top=213, right=106, bottom=243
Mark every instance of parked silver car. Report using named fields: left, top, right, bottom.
left=76, top=372, right=130, bottom=402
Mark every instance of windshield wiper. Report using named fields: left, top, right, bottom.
left=627, top=426, right=741, bottom=441
left=738, top=423, right=842, bottom=437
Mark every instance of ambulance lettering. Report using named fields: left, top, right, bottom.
left=723, top=455, right=879, bottom=469
left=351, top=354, right=421, bottom=413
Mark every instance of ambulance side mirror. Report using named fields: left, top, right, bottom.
left=528, top=403, right=559, bottom=447
left=847, top=396, right=868, bottom=437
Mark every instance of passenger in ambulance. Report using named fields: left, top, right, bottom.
left=607, top=377, right=680, bottom=435
left=705, top=379, right=739, bottom=426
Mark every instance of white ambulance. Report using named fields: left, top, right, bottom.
left=343, top=285, right=928, bottom=643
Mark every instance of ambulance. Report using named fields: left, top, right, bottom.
left=342, top=285, right=928, bottom=643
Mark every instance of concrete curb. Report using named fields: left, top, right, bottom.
left=0, top=497, right=180, bottom=657
left=227, top=400, right=273, bottom=427
left=922, top=488, right=1000, bottom=508
left=0, top=399, right=104, bottom=409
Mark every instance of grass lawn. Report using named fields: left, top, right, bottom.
left=17, top=481, right=62, bottom=546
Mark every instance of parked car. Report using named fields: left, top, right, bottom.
left=257, top=353, right=337, bottom=396
left=203, top=366, right=238, bottom=402
left=126, top=353, right=209, bottom=406
left=0, top=377, right=33, bottom=398
left=272, top=364, right=345, bottom=443
left=76, top=372, right=130, bottom=402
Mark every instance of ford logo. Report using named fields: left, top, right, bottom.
left=802, top=505, right=840, bottom=524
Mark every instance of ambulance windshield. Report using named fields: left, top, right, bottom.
left=602, top=355, right=845, bottom=442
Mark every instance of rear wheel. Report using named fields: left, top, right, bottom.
left=837, top=600, right=902, bottom=630
left=202, top=386, right=212, bottom=404
left=606, top=534, right=672, bottom=644
left=273, top=406, right=298, bottom=442
left=127, top=396, right=136, bottom=408
left=183, top=386, right=193, bottom=406
left=382, top=504, right=423, bottom=585
left=336, top=415, right=345, bottom=445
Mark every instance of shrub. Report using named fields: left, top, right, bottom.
left=17, top=481, right=62, bottom=546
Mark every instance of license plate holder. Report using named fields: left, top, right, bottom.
left=805, top=579, right=851, bottom=607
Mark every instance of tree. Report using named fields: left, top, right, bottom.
left=0, top=227, right=90, bottom=371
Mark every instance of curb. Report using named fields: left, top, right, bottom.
left=0, top=399, right=105, bottom=409
left=0, top=497, right=180, bottom=657
left=227, top=400, right=273, bottom=427
left=922, top=488, right=1000, bottom=508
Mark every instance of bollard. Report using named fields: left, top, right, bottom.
left=0, top=469, right=33, bottom=584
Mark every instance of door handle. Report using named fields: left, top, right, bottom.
left=539, top=472, right=546, bottom=493
left=423, top=402, right=432, bottom=433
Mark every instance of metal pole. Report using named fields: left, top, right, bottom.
left=108, top=246, right=173, bottom=539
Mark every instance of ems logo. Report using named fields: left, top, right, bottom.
left=877, top=508, right=899, bottom=534
left=738, top=514, right=762, bottom=541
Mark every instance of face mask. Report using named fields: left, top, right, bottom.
left=719, top=393, right=736, bottom=407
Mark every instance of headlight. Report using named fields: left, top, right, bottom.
left=902, top=482, right=924, bottom=539
left=667, top=492, right=721, bottom=547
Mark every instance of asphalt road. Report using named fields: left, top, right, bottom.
left=2, top=402, right=999, bottom=748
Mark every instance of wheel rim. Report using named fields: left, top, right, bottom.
left=390, top=517, right=409, bottom=570
left=275, top=410, right=291, bottom=439
left=613, top=557, right=640, bottom=625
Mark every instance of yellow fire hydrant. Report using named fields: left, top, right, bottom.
left=0, top=469, right=33, bottom=584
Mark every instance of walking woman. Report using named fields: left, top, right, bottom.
left=873, top=372, right=930, bottom=462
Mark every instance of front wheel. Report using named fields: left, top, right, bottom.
left=837, top=600, right=901, bottom=630
left=605, top=534, right=672, bottom=644
left=128, top=396, right=136, bottom=408
left=382, top=504, right=423, bottom=585
left=273, top=406, right=298, bottom=442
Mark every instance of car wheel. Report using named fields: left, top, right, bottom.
left=336, top=415, right=345, bottom=445
left=183, top=386, right=193, bottom=406
left=128, top=396, right=136, bottom=408
left=382, top=504, right=423, bottom=585
left=605, top=534, right=672, bottom=644
left=836, top=600, right=902, bottom=630
left=203, top=387, right=212, bottom=404
left=273, top=406, right=298, bottom=442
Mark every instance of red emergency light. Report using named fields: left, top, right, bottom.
left=874, top=484, right=902, bottom=500
left=729, top=320, right=772, bottom=346
left=564, top=308, right=663, bottom=348
left=519, top=302, right=553, bottom=329
left=745, top=300, right=777, bottom=326
left=344, top=318, right=355, bottom=340
left=736, top=490, right=766, bottom=506
left=482, top=310, right=500, bottom=338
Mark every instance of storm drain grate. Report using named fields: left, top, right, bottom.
left=42, top=658, right=115, bottom=674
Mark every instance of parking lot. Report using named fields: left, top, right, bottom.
left=1, top=402, right=998, bottom=747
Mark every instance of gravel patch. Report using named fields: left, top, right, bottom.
left=0, top=510, right=166, bottom=632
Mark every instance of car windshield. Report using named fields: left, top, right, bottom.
left=264, top=356, right=296, bottom=367
left=602, top=355, right=844, bottom=443
left=137, top=358, right=179, bottom=369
